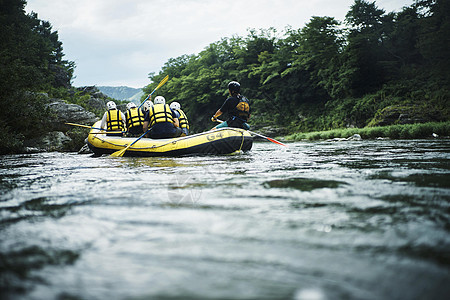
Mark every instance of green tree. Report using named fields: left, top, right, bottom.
left=141, top=0, right=449, bottom=135
left=344, top=0, right=389, bottom=96
left=0, top=0, right=75, bottom=154
left=416, top=0, right=450, bottom=80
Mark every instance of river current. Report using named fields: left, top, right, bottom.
left=1, top=139, right=449, bottom=300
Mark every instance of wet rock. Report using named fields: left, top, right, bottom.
left=327, top=137, right=347, bottom=142
left=78, top=143, right=92, bottom=154
left=24, top=131, right=72, bottom=152
left=23, top=147, right=42, bottom=154
left=327, top=134, right=362, bottom=142
left=347, top=134, right=362, bottom=141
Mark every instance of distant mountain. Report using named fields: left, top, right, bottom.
left=97, top=86, right=144, bottom=104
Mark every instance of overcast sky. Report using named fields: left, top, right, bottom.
left=26, top=0, right=413, bottom=88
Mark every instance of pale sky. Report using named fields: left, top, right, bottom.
left=26, top=0, right=413, bottom=88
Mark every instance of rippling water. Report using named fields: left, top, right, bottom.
left=1, top=139, right=449, bottom=299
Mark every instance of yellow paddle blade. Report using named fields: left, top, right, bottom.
left=110, top=145, right=130, bottom=157
left=138, top=75, right=170, bottom=109
left=110, top=129, right=149, bottom=157
left=155, top=75, right=169, bottom=90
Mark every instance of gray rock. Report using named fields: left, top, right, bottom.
left=47, top=100, right=98, bottom=130
left=86, top=97, right=107, bottom=112
left=369, top=105, right=444, bottom=126
left=24, top=131, right=72, bottom=152
left=347, top=134, right=362, bottom=141
left=78, top=143, right=93, bottom=154
left=326, top=137, right=348, bottom=142
left=327, top=134, right=362, bottom=142
left=23, top=147, right=42, bottom=154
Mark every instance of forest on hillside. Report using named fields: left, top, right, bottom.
left=0, top=0, right=449, bottom=154
left=0, top=0, right=75, bottom=153
left=143, top=0, right=449, bottom=133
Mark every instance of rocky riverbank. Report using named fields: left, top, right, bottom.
left=21, top=87, right=115, bottom=153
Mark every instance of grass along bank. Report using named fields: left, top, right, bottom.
left=284, top=122, right=450, bottom=141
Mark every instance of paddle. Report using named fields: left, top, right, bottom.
left=215, top=119, right=287, bottom=147
left=65, top=122, right=105, bottom=131
left=88, top=131, right=124, bottom=135
left=110, top=129, right=150, bottom=157
left=65, top=122, right=124, bottom=134
left=138, top=75, right=169, bottom=109
left=247, top=131, right=287, bottom=147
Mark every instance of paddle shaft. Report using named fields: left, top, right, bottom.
left=215, top=119, right=287, bottom=147
left=248, top=131, right=287, bottom=147
left=65, top=122, right=105, bottom=131
left=66, top=123, right=125, bottom=134
left=110, top=129, right=151, bottom=157
left=88, top=131, right=124, bottom=135
left=138, top=75, right=169, bottom=109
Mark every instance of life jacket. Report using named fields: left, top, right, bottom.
left=175, top=109, right=189, bottom=129
left=234, top=95, right=250, bottom=121
left=125, top=107, right=144, bottom=130
left=106, top=109, right=125, bottom=131
left=148, top=104, right=174, bottom=127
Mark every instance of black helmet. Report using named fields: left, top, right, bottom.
left=228, top=81, right=240, bottom=93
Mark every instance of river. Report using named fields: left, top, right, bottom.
left=1, top=139, right=449, bottom=300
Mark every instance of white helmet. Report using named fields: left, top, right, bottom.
left=142, top=100, right=153, bottom=112
left=154, top=96, right=166, bottom=105
left=106, top=101, right=116, bottom=110
left=126, top=102, right=137, bottom=110
left=170, top=101, right=180, bottom=111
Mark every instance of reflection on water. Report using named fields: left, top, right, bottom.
left=0, top=140, right=449, bottom=299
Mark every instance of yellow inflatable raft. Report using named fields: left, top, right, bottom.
left=87, top=121, right=253, bottom=157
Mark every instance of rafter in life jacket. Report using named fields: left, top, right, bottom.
left=148, top=104, right=174, bottom=127
left=107, top=109, right=125, bottom=131
left=234, top=95, right=250, bottom=120
left=126, top=108, right=144, bottom=129
left=175, top=109, right=189, bottom=129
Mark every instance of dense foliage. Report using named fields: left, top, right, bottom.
left=143, top=0, right=449, bottom=133
left=1, top=0, right=449, bottom=154
left=0, top=0, right=75, bottom=153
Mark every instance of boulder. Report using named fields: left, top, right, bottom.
left=369, top=104, right=444, bottom=127
left=47, top=100, right=98, bottom=131
left=24, top=131, right=72, bottom=152
left=78, top=143, right=93, bottom=154
left=326, top=134, right=362, bottom=142
left=86, top=97, right=107, bottom=112
left=347, top=134, right=362, bottom=141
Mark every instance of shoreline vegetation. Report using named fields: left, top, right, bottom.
left=1, top=0, right=449, bottom=154
left=284, top=121, right=450, bottom=141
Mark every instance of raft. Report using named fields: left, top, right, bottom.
left=87, top=121, right=253, bottom=157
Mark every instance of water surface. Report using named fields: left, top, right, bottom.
left=1, top=139, right=449, bottom=299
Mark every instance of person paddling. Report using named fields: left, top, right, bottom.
left=125, top=102, right=144, bottom=137
left=211, top=81, right=250, bottom=130
left=100, top=101, right=126, bottom=136
left=170, top=101, right=189, bottom=136
left=143, top=96, right=182, bottom=139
